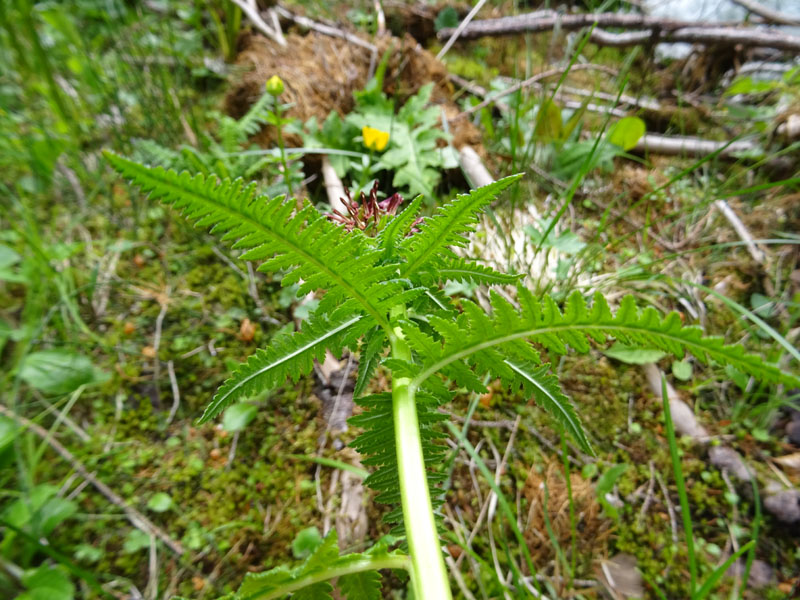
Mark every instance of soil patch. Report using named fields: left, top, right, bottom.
left=225, top=30, right=483, bottom=154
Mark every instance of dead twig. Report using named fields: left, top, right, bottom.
left=731, top=0, right=800, bottom=26
left=436, top=0, right=490, bottom=60
left=451, top=64, right=618, bottom=122
left=165, top=360, right=180, bottom=426
left=655, top=471, right=679, bottom=544
left=230, top=0, right=286, bottom=46
left=0, top=404, right=185, bottom=555
left=274, top=5, right=377, bottom=53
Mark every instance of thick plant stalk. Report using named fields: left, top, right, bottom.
left=390, top=325, right=453, bottom=600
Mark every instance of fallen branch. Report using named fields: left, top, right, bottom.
left=0, top=404, right=185, bottom=556
left=438, top=12, right=800, bottom=51
left=633, top=133, right=761, bottom=158
left=731, top=0, right=800, bottom=26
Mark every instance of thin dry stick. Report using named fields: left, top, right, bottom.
left=731, top=0, right=800, bottom=25
left=230, top=0, right=286, bottom=46
left=152, top=299, right=168, bottom=408
left=145, top=535, right=158, bottom=600
left=452, top=64, right=618, bottom=121
left=714, top=199, right=767, bottom=264
left=638, top=461, right=657, bottom=523
left=0, top=404, right=185, bottom=555
left=165, top=360, right=180, bottom=425
left=436, top=0, right=490, bottom=60
left=274, top=5, right=377, bottom=52
left=655, top=471, right=679, bottom=544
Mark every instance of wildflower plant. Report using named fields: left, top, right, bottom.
left=361, top=125, right=390, bottom=152
left=105, top=152, right=799, bottom=600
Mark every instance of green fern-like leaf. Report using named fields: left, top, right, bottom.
left=104, top=153, right=398, bottom=332
left=349, top=393, right=449, bottom=535
left=376, top=195, right=423, bottom=260
left=404, top=288, right=799, bottom=454
left=236, top=89, right=274, bottom=138
left=399, top=174, right=522, bottom=278
left=433, top=257, right=521, bottom=286
left=202, top=311, right=368, bottom=423
left=354, top=327, right=387, bottom=398
left=504, top=360, right=590, bottom=452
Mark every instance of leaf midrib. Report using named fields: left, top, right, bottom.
left=410, top=322, right=789, bottom=391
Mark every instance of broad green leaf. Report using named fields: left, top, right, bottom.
left=607, top=116, right=646, bottom=150
left=292, top=526, right=322, bottom=559
left=222, top=403, right=258, bottom=433
left=123, top=529, right=151, bottom=553
left=39, top=497, right=78, bottom=535
left=672, top=360, right=693, bottom=381
left=725, top=76, right=776, bottom=96
left=19, top=350, right=108, bottom=395
left=19, top=565, right=74, bottom=600
left=604, top=343, right=666, bottom=365
left=146, top=492, right=173, bottom=513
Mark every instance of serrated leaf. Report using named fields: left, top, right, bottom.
left=435, top=257, right=520, bottom=286
left=105, top=153, right=397, bottom=330
left=400, top=174, right=522, bottom=278
left=338, top=570, right=382, bottom=600
left=505, top=360, right=592, bottom=454
left=201, top=313, right=366, bottom=423
left=293, top=582, right=333, bottom=600
left=354, top=328, right=387, bottom=398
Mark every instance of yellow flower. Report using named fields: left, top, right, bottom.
left=266, top=75, right=284, bottom=97
left=362, top=126, right=390, bottom=152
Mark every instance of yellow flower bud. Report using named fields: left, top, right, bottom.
left=266, top=75, right=284, bottom=97
left=362, top=126, right=390, bottom=152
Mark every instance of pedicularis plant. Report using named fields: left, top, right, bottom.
left=106, top=152, right=797, bottom=600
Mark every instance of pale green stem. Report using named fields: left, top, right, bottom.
left=255, top=556, right=411, bottom=600
left=273, top=101, right=293, bottom=199
left=390, top=323, right=453, bottom=600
